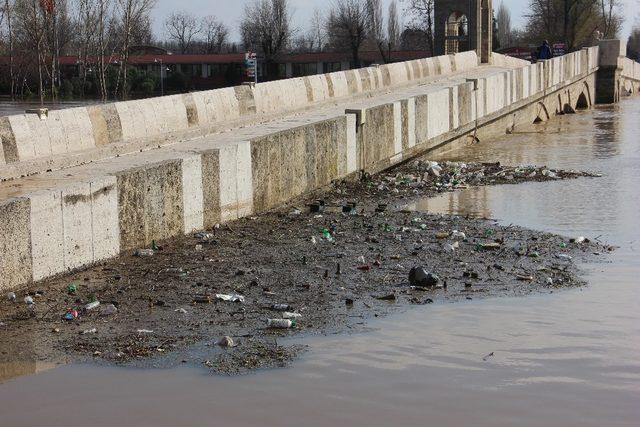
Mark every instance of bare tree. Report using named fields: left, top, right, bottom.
left=387, top=0, right=400, bottom=52
left=201, top=15, right=228, bottom=53
left=114, top=0, right=155, bottom=99
left=240, top=0, right=292, bottom=80
left=310, top=8, right=326, bottom=51
left=2, top=0, right=16, bottom=99
left=165, top=10, right=200, bottom=54
left=628, top=24, right=640, bottom=60
left=496, top=2, right=512, bottom=48
left=402, top=0, right=434, bottom=54
left=524, top=0, right=620, bottom=50
left=366, top=0, right=391, bottom=63
left=598, top=0, right=622, bottom=39
left=326, top=0, right=369, bottom=68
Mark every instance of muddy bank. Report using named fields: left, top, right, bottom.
left=0, top=160, right=609, bottom=376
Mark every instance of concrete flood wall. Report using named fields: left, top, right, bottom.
left=0, top=52, right=480, bottom=181
left=1, top=45, right=634, bottom=292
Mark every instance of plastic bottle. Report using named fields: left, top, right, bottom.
left=267, top=319, right=295, bottom=329
left=271, top=304, right=289, bottom=311
left=85, top=301, right=101, bottom=311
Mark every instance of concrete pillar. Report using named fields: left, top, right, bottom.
left=596, top=39, right=626, bottom=104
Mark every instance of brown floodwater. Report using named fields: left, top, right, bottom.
left=0, top=99, right=639, bottom=427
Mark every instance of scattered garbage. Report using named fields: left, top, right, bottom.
left=271, top=304, right=289, bottom=311
left=24, top=296, right=34, bottom=305
left=84, top=301, right=101, bottom=311
left=546, top=277, right=554, bottom=285
left=174, top=308, right=188, bottom=314
left=556, top=253, right=573, bottom=261
left=282, top=312, right=302, bottom=319
left=217, top=336, right=235, bottom=347
left=195, top=244, right=203, bottom=251
left=572, top=236, right=588, bottom=244
left=443, top=242, right=459, bottom=253
left=194, top=295, right=211, bottom=304
left=216, top=294, right=245, bottom=303
left=137, top=329, right=154, bottom=334
left=134, top=249, right=154, bottom=257
left=6, top=292, right=16, bottom=302
left=516, top=275, right=534, bottom=281
left=479, top=242, right=501, bottom=250
left=321, top=228, right=335, bottom=243
left=482, top=352, right=495, bottom=361
left=375, top=293, right=396, bottom=301
left=63, top=309, right=79, bottom=321
left=451, top=230, right=466, bottom=240
left=82, top=328, right=97, bottom=335
left=102, top=304, right=118, bottom=316
left=309, top=200, right=325, bottom=213
left=267, top=319, right=295, bottom=329
left=67, top=283, right=77, bottom=294
left=195, top=232, right=215, bottom=241
left=409, top=267, right=440, bottom=288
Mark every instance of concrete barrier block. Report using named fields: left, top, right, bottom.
left=406, top=98, right=416, bottom=148
left=59, top=107, right=95, bottom=153
left=335, top=116, right=349, bottom=176
left=193, top=88, right=240, bottom=126
left=87, top=104, right=121, bottom=146
left=457, top=82, right=474, bottom=126
left=236, top=141, right=254, bottom=218
left=180, top=154, right=204, bottom=233
left=147, top=160, right=183, bottom=244
left=328, top=72, right=349, bottom=98
left=7, top=115, right=45, bottom=160
left=61, top=182, right=94, bottom=271
left=90, top=176, right=120, bottom=262
left=138, top=99, right=160, bottom=137
left=29, top=189, right=64, bottom=281
left=346, top=113, right=358, bottom=173
left=0, top=198, right=32, bottom=291
left=250, top=137, right=271, bottom=212
left=45, top=113, right=68, bottom=155
left=116, top=166, right=146, bottom=251
left=114, top=101, right=136, bottom=141
left=282, top=127, right=308, bottom=202
left=450, top=86, right=460, bottom=129
left=219, top=144, right=239, bottom=221
left=116, top=160, right=184, bottom=250
left=0, top=116, right=17, bottom=163
left=362, top=104, right=395, bottom=167
left=427, top=88, right=450, bottom=139
left=415, top=94, right=428, bottom=144
left=200, top=149, right=221, bottom=228
left=392, top=102, right=402, bottom=158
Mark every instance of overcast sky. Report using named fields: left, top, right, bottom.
left=151, top=0, right=636, bottom=44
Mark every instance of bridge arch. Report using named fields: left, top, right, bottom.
left=533, top=102, right=551, bottom=123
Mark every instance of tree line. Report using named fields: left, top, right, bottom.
left=0, top=0, right=632, bottom=102
left=495, top=0, right=624, bottom=52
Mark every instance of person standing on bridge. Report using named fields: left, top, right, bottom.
left=537, top=40, right=553, bottom=60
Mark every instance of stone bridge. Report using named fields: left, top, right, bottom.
left=0, top=40, right=638, bottom=291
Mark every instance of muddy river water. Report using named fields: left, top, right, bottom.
left=0, top=99, right=639, bottom=426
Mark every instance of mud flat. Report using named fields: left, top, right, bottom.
left=0, top=160, right=609, bottom=375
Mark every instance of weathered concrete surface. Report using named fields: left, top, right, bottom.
left=1, top=45, right=638, bottom=291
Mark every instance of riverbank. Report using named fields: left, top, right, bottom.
left=0, top=160, right=608, bottom=375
